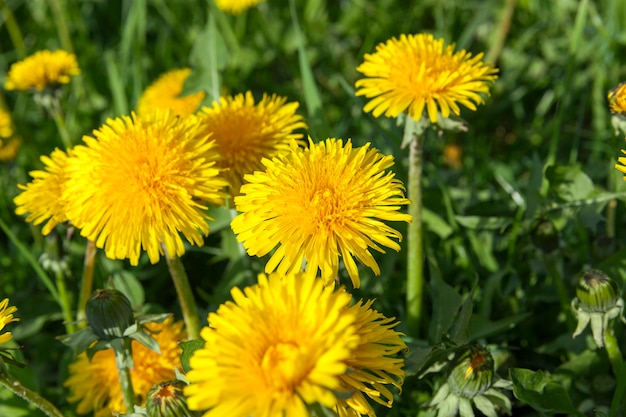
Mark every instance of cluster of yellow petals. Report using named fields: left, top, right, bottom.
left=214, top=0, right=265, bottom=14
left=355, top=33, right=498, bottom=123
left=137, top=68, right=206, bottom=117
left=0, top=298, right=19, bottom=345
left=5, top=49, right=80, bottom=91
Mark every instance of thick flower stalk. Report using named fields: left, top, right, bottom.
left=197, top=91, right=306, bottom=196
left=231, top=138, right=411, bottom=288
left=137, top=68, right=206, bottom=117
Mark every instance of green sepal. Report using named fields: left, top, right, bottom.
left=180, top=339, right=205, bottom=373
left=57, top=326, right=99, bottom=354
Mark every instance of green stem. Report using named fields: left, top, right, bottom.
left=1, top=0, right=26, bottom=59
left=112, top=338, right=137, bottom=413
left=0, top=373, right=65, bottom=417
left=605, top=329, right=623, bottom=378
left=77, top=240, right=96, bottom=325
left=54, top=269, right=76, bottom=334
left=164, top=251, right=201, bottom=340
left=0, top=217, right=61, bottom=304
left=48, top=0, right=74, bottom=54
left=50, top=102, right=72, bottom=149
left=405, top=116, right=424, bottom=337
left=485, top=0, right=517, bottom=63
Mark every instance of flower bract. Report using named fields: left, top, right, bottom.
left=355, top=33, right=498, bottom=123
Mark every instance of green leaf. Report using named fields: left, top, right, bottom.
left=469, top=313, right=532, bottom=340
left=455, top=215, right=512, bottom=230
left=509, top=368, right=586, bottom=416
left=111, top=271, right=145, bottom=308
left=545, top=165, right=594, bottom=202
left=429, top=274, right=463, bottom=344
left=423, top=207, right=454, bottom=239
left=448, top=287, right=474, bottom=345
left=180, top=339, right=205, bottom=373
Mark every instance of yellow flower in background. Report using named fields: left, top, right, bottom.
left=14, top=148, right=72, bottom=234
left=198, top=91, right=306, bottom=196
left=185, top=272, right=359, bottom=417
left=336, top=300, right=406, bottom=417
left=0, top=108, right=13, bottom=138
left=608, top=82, right=626, bottom=115
left=0, top=137, right=21, bottom=162
left=5, top=49, right=80, bottom=91
left=65, top=318, right=186, bottom=417
left=62, top=110, right=228, bottom=265
left=215, top=0, right=264, bottom=14
left=355, top=33, right=498, bottom=123
left=0, top=298, right=19, bottom=344
left=231, top=138, right=411, bottom=288
left=137, top=68, right=206, bottom=117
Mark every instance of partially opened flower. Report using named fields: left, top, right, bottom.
left=197, top=91, right=306, bottom=195
left=137, top=68, right=206, bottom=117
left=63, top=110, right=229, bottom=265
left=65, top=317, right=186, bottom=417
left=0, top=298, right=19, bottom=345
left=608, top=82, right=626, bottom=115
left=355, top=33, right=498, bottom=123
left=5, top=49, right=80, bottom=91
left=336, top=299, right=406, bottom=417
left=185, top=272, right=359, bottom=416
left=214, top=0, right=264, bottom=14
left=0, top=108, right=13, bottom=139
left=14, top=148, right=73, bottom=235
left=231, top=138, right=411, bottom=288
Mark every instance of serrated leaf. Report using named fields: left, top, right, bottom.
left=509, top=368, right=585, bottom=416
left=180, top=339, right=205, bottom=373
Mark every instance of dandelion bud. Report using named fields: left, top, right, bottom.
left=146, top=380, right=199, bottom=417
left=447, top=345, right=494, bottom=399
left=530, top=218, right=559, bottom=254
left=572, top=269, right=625, bottom=347
left=85, top=289, right=134, bottom=341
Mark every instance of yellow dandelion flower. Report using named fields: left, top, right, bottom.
left=198, top=91, right=306, bottom=196
left=214, top=0, right=264, bottom=15
left=336, top=300, right=406, bottom=417
left=65, top=318, right=186, bottom=417
left=137, top=68, right=206, bottom=117
left=0, top=136, right=21, bottom=162
left=5, top=49, right=80, bottom=91
left=63, top=110, right=229, bottom=265
left=0, top=108, right=13, bottom=138
left=616, top=150, right=626, bottom=179
left=14, top=148, right=72, bottom=235
left=608, top=82, right=626, bottom=115
left=0, top=298, right=19, bottom=345
left=231, top=138, right=411, bottom=288
left=185, top=272, right=360, bottom=417
left=355, top=33, right=498, bottom=123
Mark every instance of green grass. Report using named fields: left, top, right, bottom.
left=2, top=0, right=626, bottom=416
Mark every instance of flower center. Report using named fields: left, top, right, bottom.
left=261, top=341, right=308, bottom=391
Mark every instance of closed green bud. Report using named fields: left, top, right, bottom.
left=572, top=269, right=625, bottom=348
left=576, top=269, right=620, bottom=313
left=447, top=345, right=494, bottom=399
left=146, top=380, right=199, bottom=417
left=85, top=289, right=134, bottom=341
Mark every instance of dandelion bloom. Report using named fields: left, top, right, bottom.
left=198, top=91, right=306, bottom=195
left=0, top=108, right=13, bottom=138
left=137, top=68, right=206, bottom=117
left=0, top=298, right=19, bottom=344
left=214, top=0, right=264, bottom=14
left=5, top=49, right=80, bottom=91
left=0, top=137, right=21, bottom=162
left=336, top=299, right=406, bottom=417
left=616, top=150, right=626, bottom=179
left=608, top=82, right=626, bottom=115
left=355, top=33, right=498, bottom=123
left=63, top=110, right=229, bottom=265
left=14, top=148, right=72, bottom=235
left=65, top=318, right=186, bottom=417
left=185, top=272, right=360, bottom=416
left=231, top=138, right=411, bottom=288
